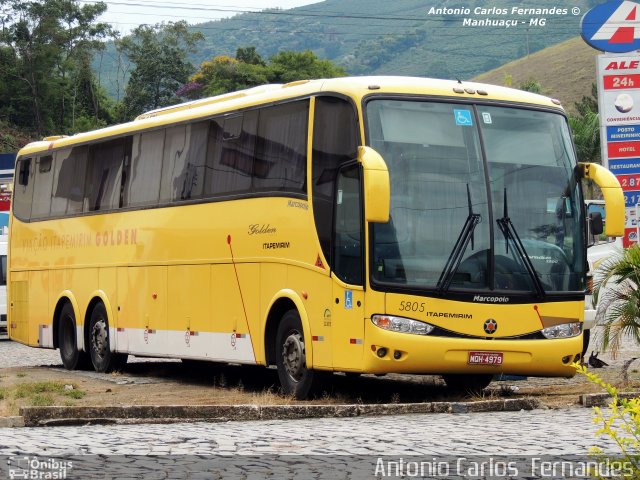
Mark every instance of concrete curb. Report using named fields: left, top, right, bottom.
left=580, top=391, right=640, bottom=407
left=17, top=398, right=540, bottom=427
left=0, top=416, right=25, bottom=428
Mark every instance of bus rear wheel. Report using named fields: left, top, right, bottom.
left=58, top=303, right=90, bottom=370
left=442, top=374, right=493, bottom=395
left=88, top=302, right=127, bottom=373
left=275, top=310, right=320, bottom=400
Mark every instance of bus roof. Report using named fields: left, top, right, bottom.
left=17, top=76, right=564, bottom=157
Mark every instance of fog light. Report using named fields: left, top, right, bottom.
left=562, top=355, right=572, bottom=364
left=377, top=347, right=387, bottom=358
left=393, top=350, right=402, bottom=360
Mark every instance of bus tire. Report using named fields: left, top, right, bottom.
left=58, top=303, right=90, bottom=370
left=442, top=373, right=493, bottom=395
left=275, top=309, right=319, bottom=400
left=88, top=302, right=127, bottom=373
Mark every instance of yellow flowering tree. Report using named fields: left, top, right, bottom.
left=576, top=364, right=640, bottom=476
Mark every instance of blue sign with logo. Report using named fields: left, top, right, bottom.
left=582, top=0, right=640, bottom=53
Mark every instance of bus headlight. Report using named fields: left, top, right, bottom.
left=541, top=322, right=582, bottom=339
left=372, top=315, right=435, bottom=335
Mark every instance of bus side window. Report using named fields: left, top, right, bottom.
left=125, top=129, right=165, bottom=208
left=206, top=112, right=256, bottom=197
left=13, top=157, right=34, bottom=221
left=176, top=121, right=209, bottom=201
left=18, top=158, right=31, bottom=186
left=31, top=155, right=54, bottom=219
left=86, top=138, right=130, bottom=211
left=52, top=146, right=88, bottom=216
left=253, top=100, right=308, bottom=194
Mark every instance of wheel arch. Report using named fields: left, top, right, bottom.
left=52, top=292, right=81, bottom=350
left=263, top=290, right=312, bottom=367
left=84, top=291, right=116, bottom=353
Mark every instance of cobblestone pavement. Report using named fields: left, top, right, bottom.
left=0, top=337, right=627, bottom=475
left=0, top=340, right=175, bottom=368
left=0, top=408, right=617, bottom=456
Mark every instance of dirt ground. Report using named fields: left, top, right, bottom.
left=1, top=352, right=638, bottom=417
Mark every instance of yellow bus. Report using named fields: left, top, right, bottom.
left=8, top=77, right=624, bottom=398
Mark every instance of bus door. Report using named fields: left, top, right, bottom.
left=331, top=163, right=365, bottom=369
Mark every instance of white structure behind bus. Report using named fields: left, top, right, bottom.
left=0, top=232, right=7, bottom=339
left=584, top=200, right=622, bottom=354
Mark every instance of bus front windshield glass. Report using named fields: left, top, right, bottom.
left=367, top=100, right=584, bottom=294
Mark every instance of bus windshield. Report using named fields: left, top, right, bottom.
left=368, top=99, right=585, bottom=295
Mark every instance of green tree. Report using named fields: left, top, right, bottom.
left=267, top=50, right=345, bottom=83
left=188, top=48, right=345, bottom=98
left=235, top=46, right=265, bottom=66
left=593, top=244, right=640, bottom=356
left=190, top=55, right=269, bottom=97
left=0, top=0, right=112, bottom=135
left=575, top=83, right=599, bottom=118
left=118, top=21, right=203, bottom=120
left=569, top=110, right=600, bottom=164
left=518, top=78, right=543, bottom=94
left=569, top=85, right=600, bottom=198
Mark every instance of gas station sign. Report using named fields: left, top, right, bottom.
left=597, top=53, right=640, bottom=246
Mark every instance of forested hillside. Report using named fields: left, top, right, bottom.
left=96, top=0, right=599, bottom=98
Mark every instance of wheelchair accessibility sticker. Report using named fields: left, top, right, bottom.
left=454, top=109, right=473, bottom=126
left=344, top=290, right=353, bottom=310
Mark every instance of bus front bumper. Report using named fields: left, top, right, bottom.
left=362, top=322, right=582, bottom=377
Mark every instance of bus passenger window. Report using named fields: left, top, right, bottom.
left=13, top=158, right=34, bottom=221
left=52, top=146, right=88, bottom=216
left=254, top=101, right=308, bottom=194
left=31, top=155, right=54, bottom=219
left=206, top=112, right=256, bottom=197
left=86, top=138, right=129, bottom=211
left=125, top=130, right=164, bottom=208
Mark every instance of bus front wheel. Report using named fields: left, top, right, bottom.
left=58, top=303, right=90, bottom=370
left=88, top=302, right=127, bottom=373
left=275, top=310, right=320, bottom=400
left=442, top=373, right=493, bottom=395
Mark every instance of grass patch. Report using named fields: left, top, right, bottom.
left=15, top=381, right=65, bottom=399
left=31, top=394, right=54, bottom=406
left=63, top=389, right=86, bottom=400
left=16, top=373, right=26, bottom=378
left=0, top=380, right=87, bottom=415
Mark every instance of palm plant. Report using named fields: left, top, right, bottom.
left=593, top=244, right=640, bottom=357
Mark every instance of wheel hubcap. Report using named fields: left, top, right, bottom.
left=282, top=331, right=305, bottom=382
left=91, top=317, right=108, bottom=359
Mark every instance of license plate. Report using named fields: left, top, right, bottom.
left=468, top=351, right=503, bottom=365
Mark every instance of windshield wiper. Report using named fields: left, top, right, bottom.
left=437, top=185, right=481, bottom=295
left=496, top=188, right=546, bottom=297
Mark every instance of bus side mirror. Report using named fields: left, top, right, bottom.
left=579, top=163, right=624, bottom=237
left=589, top=211, right=604, bottom=236
left=358, top=146, right=390, bottom=223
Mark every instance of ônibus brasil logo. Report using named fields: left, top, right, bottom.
left=581, top=0, right=640, bottom=53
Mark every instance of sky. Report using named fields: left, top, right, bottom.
left=80, top=0, right=323, bottom=35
